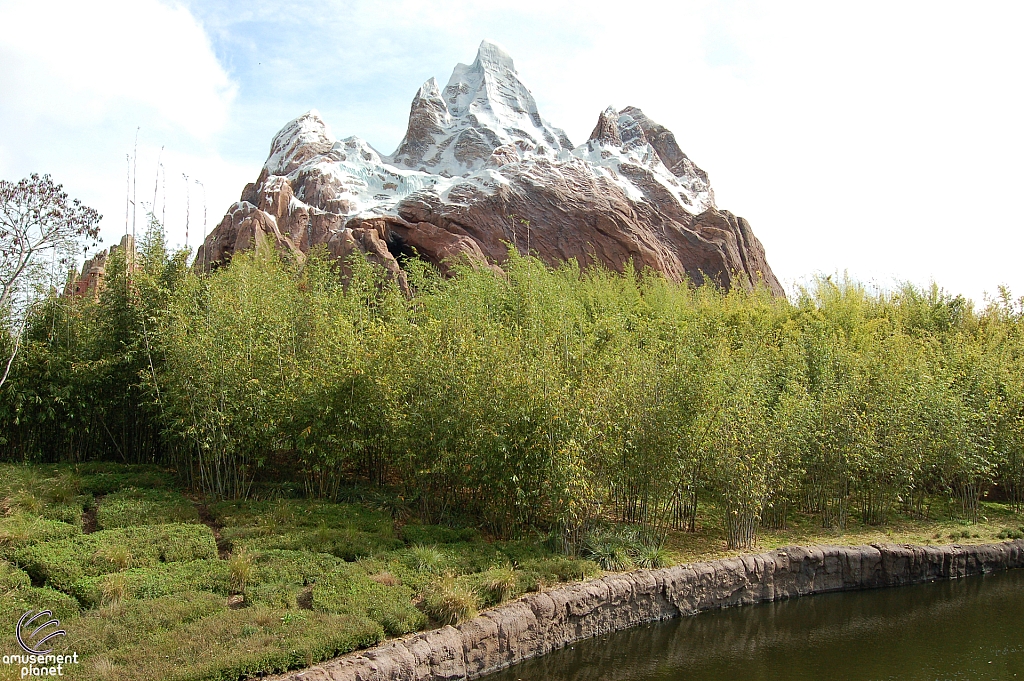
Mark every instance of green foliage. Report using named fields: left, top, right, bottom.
left=513, top=556, right=601, bottom=589
left=311, top=568, right=425, bottom=635
left=96, top=487, right=199, bottom=528
left=212, top=498, right=395, bottom=536
left=14, top=523, right=217, bottom=592
left=2, top=232, right=1023, bottom=567
left=76, top=463, right=175, bottom=495
left=226, top=527, right=403, bottom=561
left=0, top=464, right=90, bottom=530
left=401, top=524, right=480, bottom=545
left=403, top=544, right=449, bottom=573
left=35, top=592, right=383, bottom=681
left=580, top=524, right=673, bottom=571
left=0, top=559, right=31, bottom=591
left=0, top=513, right=80, bottom=559
left=465, top=565, right=519, bottom=606
left=0, top=586, right=80, bottom=631
left=70, top=560, right=232, bottom=608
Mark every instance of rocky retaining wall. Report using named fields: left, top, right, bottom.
left=274, top=541, right=1024, bottom=681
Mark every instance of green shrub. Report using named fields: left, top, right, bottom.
left=0, top=465, right=85, bottom=512
left=211, top=499, right=395, bottom=536
left=249, top=549, right=349, bottom=586
left=517, top=556, right=601, bottom=591
left=312, top=568, right=425, bottom=636
left=247, top=581, right=300, bottom=609
left=228, top=527, right=403, bottom=561
left=38, top=590, right=382, bottom=680
left=0, top=513, right=80, bottom=559
left=14, top=524, right=217, bottom=592
left=40, top=470, right=82, bottom=505
left=70, top=560, right=232, bottom=608
left=635, top=544, right=670, bottom=569
left=41, top=502, right=86, bottom=527
left=0, top=560, right=31, bottom=591
left=96, top=488, right=200, bottom=529
left=46, top=591, right=226, bottom=657
left=582, top=527, right=650, bottom=570
left=74, top=463, right=174, bottom=495
left=0, top=586, right=80, bottom=631
left=98, top=607, right=382, bottom=681
left=401, top=524, right=480, bottom=545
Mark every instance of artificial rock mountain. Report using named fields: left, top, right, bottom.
left=197, top=41, right=783, bottom=296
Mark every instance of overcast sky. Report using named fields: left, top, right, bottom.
left=1, top=0, right=1021, bottom=304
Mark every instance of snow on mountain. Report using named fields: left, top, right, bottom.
left=259, top=40, right=714, bottom=224
left=199, top=40, right=782, bottom=297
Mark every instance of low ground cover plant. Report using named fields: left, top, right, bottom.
left=0, top=464, right=612, bottom=680
left=96, top=487, right=200, bottom=528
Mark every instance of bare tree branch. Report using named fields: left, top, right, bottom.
left=0, top=173, right=101, bottom=389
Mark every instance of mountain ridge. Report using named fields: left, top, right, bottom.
left=197, top=40, right=783, bottom=296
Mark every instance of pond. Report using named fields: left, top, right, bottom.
left=485, top=568, right=1024, bottom=681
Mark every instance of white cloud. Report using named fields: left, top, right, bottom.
left=2, top=0, right=1021, bottom=303
left=0, top=0, right=236, bottom=138
left=0, top=0, right=246, bottom=259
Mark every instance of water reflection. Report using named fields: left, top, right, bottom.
left=486, top=569, right=1024, bottom=681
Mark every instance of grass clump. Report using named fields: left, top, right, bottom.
left=229, top=549, right=253, bottom=595
left=635, top=544, right=671, bottom=569
left=580, top=525, right=670, bottom=571
left=469, top=566, right=519, bottom=606
left=404, top=544, right=448, bottom=573
left=583, top=529, right=638, bottom=571
left=100, top=572, right=130, bottom=606
left=96, top=487, right=200, bottom=529
left=421, top=573, right=480, bottom=626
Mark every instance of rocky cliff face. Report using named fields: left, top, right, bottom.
left=64, top=234, right=135, bottom=298
left=197, top=40, right=783, bottom=296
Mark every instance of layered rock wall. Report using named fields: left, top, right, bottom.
left=271, top=541, right=1024, bottom=681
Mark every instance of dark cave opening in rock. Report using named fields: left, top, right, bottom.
left=385, top=229, right=420, bottom=265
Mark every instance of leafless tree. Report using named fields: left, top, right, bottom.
left=0, top=173, right=101, bottom=388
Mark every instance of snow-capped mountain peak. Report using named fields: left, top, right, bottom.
left=199, top=41, right=782, bottom=299
left=265, top=109, right=336, bottom=176
left=389, top=40, right=573, bottom=175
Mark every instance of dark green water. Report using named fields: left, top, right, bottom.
left=487, top=569, right=1024, bottom=681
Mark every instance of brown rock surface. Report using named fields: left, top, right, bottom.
left=197, top=41, right=783, bottom=297
left=64, top=234, right=136, bottom=298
